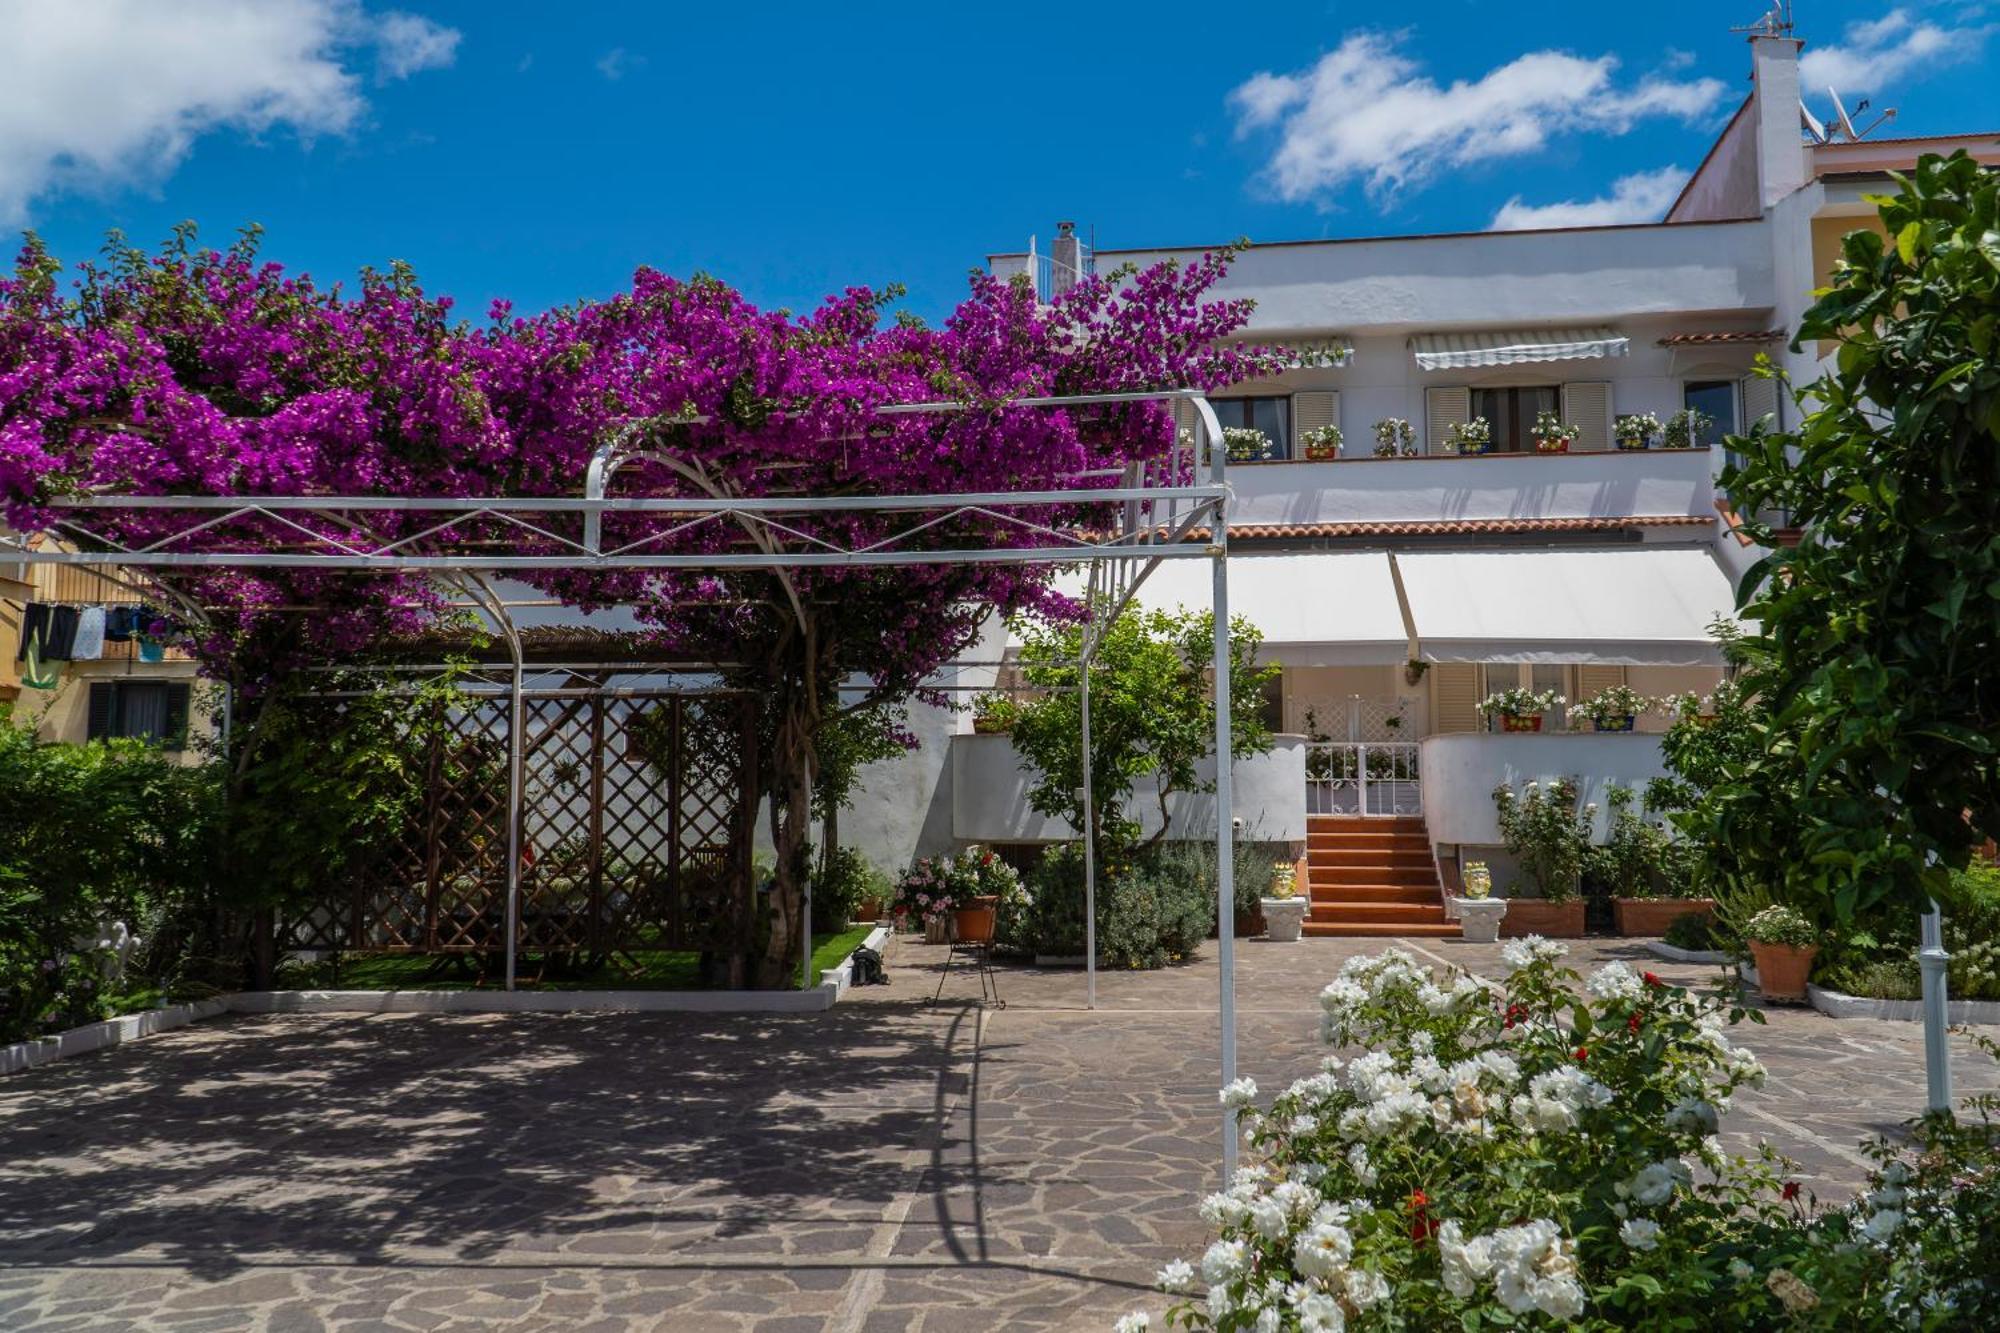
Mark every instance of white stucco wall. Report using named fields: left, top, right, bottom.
left=1418, top=733, right=1671, bottom=847
left=950, top=732, right=1308, bottom=846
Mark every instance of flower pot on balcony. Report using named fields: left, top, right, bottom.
left=1593, top=714, right=1636, bottom=733
left=1500, top=898, right=1586, bottom=937
left=1535, top=439, right=1570, bottom=454
left=1462, top=440, right=1496, bottom=456
left=1748, top=941, right=1818, bottom=1003
left=1615, top=439, right=1650, bottom=451
left=1500, top=714, right=1544, bottom=733
left=1303, top=440, right=1341, bottom=461
left=1262, top=897, right=1308, bottom=942
left=1613, top=897, right=1716, bottom=937
left=953, top=895, right=999, bottom=945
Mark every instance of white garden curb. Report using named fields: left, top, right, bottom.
left=1644, top=941, right=1732, bottom=966
left=1807, top=983, right=2000, bottom=1025
left=3, top=925, right=894, bottom=1076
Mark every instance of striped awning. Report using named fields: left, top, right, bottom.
left=1410, top=327, right=1628, bottom=371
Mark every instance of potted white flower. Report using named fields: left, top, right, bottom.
left=1743, top=905, right=1820, bottom=1002
left=1299, top=424, right=1343, bottom=461
left=1443, top=417, right=1492, bottom=456
left=1478, top=687, right=1564, bottom=733
left=1261, top=861, right=1307, bottom=942
left=1615, top=411, right=1663, bottom=451
left=1372, top=417, right=1417, bottom=457
left=1224, top=426, right=1277, bottom=463
left=1572, top=684, right=1653, bottom=733
left=1531, top=409, right=1580, bottom=453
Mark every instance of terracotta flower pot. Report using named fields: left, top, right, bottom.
left=1613, top=898, right=1716, bottom=936
left=1303, top=442, right=1340, bottom=461
left=1501, top=898, right=1586, bottom=938
left=1536, top=439, right=1569, bottom=453
left=1501, top=714, right=1544, bottom=733
left=953, top=895, right=999, bottom=945
left=971, top=717, right=1011, bottom=735
left=1749, top=941, right=1818, bottom=1002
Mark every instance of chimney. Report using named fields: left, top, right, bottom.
left=1050, top=221, right=1082, bottom=300
left=1750, top=34, right=1810, bottom=208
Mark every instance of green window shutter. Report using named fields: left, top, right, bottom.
left=86, top=682, right=115, bottom=740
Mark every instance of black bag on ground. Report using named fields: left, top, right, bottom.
left=849, top=946, right=888, bottom=985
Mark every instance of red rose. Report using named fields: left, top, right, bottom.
left=1628, top=1013, right=1643, bottom=1032
left=1573, top=1046, right=1589, bottom=1062
left=1781, top=1181, right=1801, bottom=1201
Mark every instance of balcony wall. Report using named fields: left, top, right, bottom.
left=1228, top=447, right=1715, bottom=528
left=951, top=732, right=1308, bottom=845
left=1418, top=732, right=1671, bottom=847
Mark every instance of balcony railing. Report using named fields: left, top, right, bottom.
left=1306, top=742, right=1421, bottom=817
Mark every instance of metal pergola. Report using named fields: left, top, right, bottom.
left=8, top=387, right=1253, bottom=1175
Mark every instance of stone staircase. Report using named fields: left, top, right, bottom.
left=1302, top=813, right=1455, bottom=937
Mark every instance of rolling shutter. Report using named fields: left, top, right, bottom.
left=1561, top=381, right=1613, bottom=452
left=1431, top=662, right=1481, bottom=733
left=1292, top=390, right=1341, bottom=456
left=86, top=682, right=115, bottom=740
left=1425, top=386, right=1470, bottom=456
left=1741, top=374, right=1779, bottom=433
left=1577, top=664, right=1626, bottom=701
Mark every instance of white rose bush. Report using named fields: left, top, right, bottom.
left=1137, top=944, right=2000, bottom=1330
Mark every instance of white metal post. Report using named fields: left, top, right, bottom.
left=1920, top=901, right=1952, bottom=1113
left=1081, top=655, right=1097, bottom=1011
left=504, top=656, right=523, bottom=992
left=1198, top=398, right=1239, bottom=1183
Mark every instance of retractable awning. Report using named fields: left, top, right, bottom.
left=1410, top=327, right=1628, bottom=371
left=1047, top=552, right=1412, bottom=666
left=1395, top=548, right=1738, bottom=667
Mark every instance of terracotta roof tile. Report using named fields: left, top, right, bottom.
left=1657, top=329, right=1786, bottom=346
left=1176, top=515, right=1712, bottom=541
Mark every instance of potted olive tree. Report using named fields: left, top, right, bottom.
left=1493, top=779, right=1591, bottom=936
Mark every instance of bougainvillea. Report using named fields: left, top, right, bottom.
left=0, top=225, right=1275, bottom=983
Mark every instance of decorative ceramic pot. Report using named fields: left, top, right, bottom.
left=1464, top=440, right=1496, bottom=456
left=1616, top=439, right=1650, bottom=451
left=1749, top=941, right=1818, bottom=1002
left=1501, top=714, right=1544, bottom=733
left=1593, top=714, right=1636, bottom=733
left=953, top=895, right=999, bottom=945
left=1303, top=441, right=1341, bottom=461
left=1501, top=898, right=1587, bottom=938
left=1613, top=897, right=1717, bottom=936
left=1462, top=862, right=1493, bottom=899
left=1535, top=439, right=1569, bottom=453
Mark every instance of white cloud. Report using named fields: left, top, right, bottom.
left=1800, top=9, right=1989, bottom=94
left=1226, top=32, right=1726, bottom=205
left=375, top=11, right=460, bottom=82
left=1491, top=166, right=1690, bottom=230
left=596, top=47, right=643, bottom=81
left=0, top=0, right=460, bottom=225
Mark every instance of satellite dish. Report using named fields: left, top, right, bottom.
left=1828, top=87, right=1861, bottom=142
left=1800, top=99, right=1828, bottom=145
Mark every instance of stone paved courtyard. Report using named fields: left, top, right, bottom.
left=2, top=935, right=1992, bottom=1332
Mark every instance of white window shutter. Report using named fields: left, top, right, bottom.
left=1425, top=387, right=1470, bottom=456
left=1293, top=390, right=1340, bottom=457
left=1561, top=381, right=1613, bottom=451
left=1741, top=374, right=1779, bottom=433
left=1431, top=663, right=1480, bottom=733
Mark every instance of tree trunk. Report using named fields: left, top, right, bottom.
left=761, top=691, right=818, bottom=987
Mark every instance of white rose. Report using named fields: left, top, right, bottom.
left=1156, top=1259, right=1194, bottom=1293
left=1619, top=1218, right=1662, bottom=1251
left=1114, top=1314, right=1150, bottom=1333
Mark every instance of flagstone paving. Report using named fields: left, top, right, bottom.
left=1, top=935, right=1990, bottom=1331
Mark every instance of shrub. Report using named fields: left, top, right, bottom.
left=1743, top=906, right=1818, bottom=948
left=1006, top=841, right=1216, bottom=967
left=813, top=846, right=890, bottom=932
left=1663, top=910, right=1723, bottom=953
left=893, top=848, right=1022, bottom=927
left=1493, top=779, right=1591, bottom=902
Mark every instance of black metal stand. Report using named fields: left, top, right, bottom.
left=931, top=934, right=1005, bottom=1008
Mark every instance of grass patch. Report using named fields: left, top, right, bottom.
left=270, top=927, right=880, bottom=993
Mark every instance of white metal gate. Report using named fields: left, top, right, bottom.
left=1305, top=742, right=1421, bottom=817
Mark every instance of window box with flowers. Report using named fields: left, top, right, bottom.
left=1224, top=426, right=1279, bottom=463
left=1743, top=905, right=1820, bottom=1003
left=1442, top=417, right=1493, bottom=456
left=1298, top=424, right=1343, bottom=461
left=1478, top=687, right=1563, bottom=733
left=1531, top=409, right=1580, bottom=454
left=1572, top=684, right=1654, bottom=733
left=1372, top=417, right=1417, bottom=458
left=1615, top=411, right=1663, bottom=451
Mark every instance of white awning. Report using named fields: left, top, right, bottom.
left=1024, top=553, right=1411, bottom=666
left=1410, top=327, right=1629, bottom=371
left=1395, top=548, right=1739, bottom=667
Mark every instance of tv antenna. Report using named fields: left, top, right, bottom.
left=1732, top=3, right=1794, bottom=38
left=1826, top=87, right=1898, bottom=140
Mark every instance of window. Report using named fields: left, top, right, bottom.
left=1682, top=381, right=1738, bottom=446
left=87, top=680, right=191, bottom=749
left=1478, top=664, right=1572, bottom=730
left=1470, top=386, right=1559, bottom=453
left=1258, top=673, right=1286, bottom=735
left=1213, top=395, right=1292, bottom=461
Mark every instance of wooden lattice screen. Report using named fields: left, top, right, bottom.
left=284, top=691, right=758, bottom=963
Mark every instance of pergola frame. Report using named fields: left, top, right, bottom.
left=8, top=387, right=1248, bottom=1175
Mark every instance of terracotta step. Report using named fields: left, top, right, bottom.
left=1311, top=866, right=1440, bottom=888
left=1307, top=816, right=1426, bottom=830
left=1310, top=848, right=1437, bottom=868
left=1308, top=884, right=1440, bottom=904
left=1303, top=920, right=1461, bottom=937
left=1308, top=901, right=1450, bottom=925
left=1307, top=831, right=1431, bottom=850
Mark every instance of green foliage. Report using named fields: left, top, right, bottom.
left=811, top=845, right=890, bottom=933
left=1006, top=841, right=1213, bottom=968
left=1663, top=910, right=1723, bottom=953
left=810, top=701, right=909, bottom=823
left=1008, top=601, right=1277, bottom=853
left=1711, top=152, right=2000, bottom=929
left=1816, top=864, right=2000, bottom=1000
left=0, top=713, right=219, bottom=1042
left=1588, top=787, right=1666, bottom=898
left=1477, top=687, right=1563, bottom=722
left=1742, top=906, right=1820, bottom=948
left=1493, top=778, right=1590, bottom=902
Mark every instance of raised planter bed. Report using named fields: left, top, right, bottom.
left=1613, top=898, right=1717, bottom=936
left=1807, top=984, right=2000, bottom=1025
left=1500, top=898, right=1586, bottom=938
left=1645, top=940, right=1731, bottom=966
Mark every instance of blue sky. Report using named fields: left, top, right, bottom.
left=4, top=2, right=1995, bottom=324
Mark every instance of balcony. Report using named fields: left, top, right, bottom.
left=1226, top=447, right=1716, bottom=531
left=950, top=731, right=1307, bottom=844
left=1417, top=732, right=1671, bottom=847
